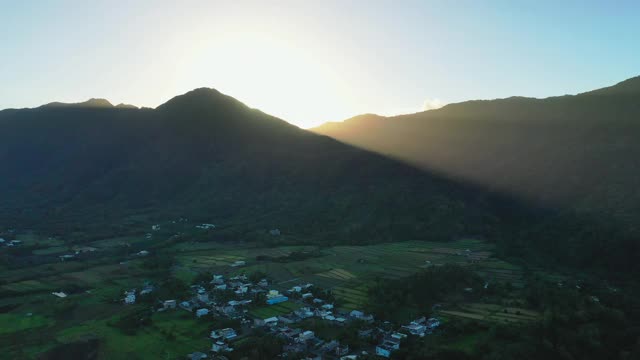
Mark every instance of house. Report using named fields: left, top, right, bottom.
left=349, top=310, right=374, bottom=322
left=51, top=291, right=68, bottom=298
left=59, top=254, right=75, bottom=262
left=124, top=290, right=136, bottom=304
left=197, top=290, right=210, bottom=303
left=258, top=279, right=268, bottom=287
left=211, top=328, right=237, bottom=340
left=196, top=223, right=216, bottom=230
left=230, top=260, right=246, bottom=267
left=211, top=274, right=224, bottom=284
left=211, top=341, right=233, bottom=353
left=278, top=315, right=297, bottom=324
left=269, top=229, right=281, bottom=236
left=266, top=290, right=288, bottom=305
left=427, top=317, right=441, bottom=329
left=284, top=342, right=307, bottom=354
left=376, top=337, right=401, bottom=358
left=151, top=224, right=160, bottom=231
left=322, top=304, right=334, bottom=310
left=375, top=344, right=393, bottom=358
left=163, top=300, right=177, bottom=309
left=278, top=327, right=302, bottom=341
left=313, top=298, right=324, bottom=304
left=358, top=328, right=374, bottom=338
left=301, top=293, right=313, bottom=299
left=314, top=309, right=331, bottom=318
left=402, top=323, right=427, bottom=336
left=320, top=340, right=339, bottom=353
left=335, top=344, right=350, bottom=356
left=187, top=352, right=208, bottom=360
left=335, top=317, right=347, bottom=325
left=234, top=286, right=248, bottom=296
left=255, top=316, right=279, bottom=327
left=196, top=308, right=210, bottom=317
left=140, top=284, right=154, bottom=295
left=289, top=286, right=302, bottom=293
left=180, top=301, right=194, bottom=312
left=136, top=250, right=149, bottom=256
left=220, top=305, right=236, bottom=316
left=298, top=330, right=315, bottom=342
left=294, top=307, right=314, bottom=319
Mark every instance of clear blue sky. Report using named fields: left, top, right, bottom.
left=1, top=0, right=638, bottom=127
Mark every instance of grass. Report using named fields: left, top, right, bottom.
left=249, top=301, right=301, bottom=318
left=0, top=313, right=55, bottom=335
left=56, top=310, right=211, bottom=360
left=441, top=332, right=485, bottom=354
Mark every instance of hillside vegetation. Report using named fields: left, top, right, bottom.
left=314, top=77, right=640, bottom=276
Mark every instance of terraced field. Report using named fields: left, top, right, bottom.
left=439, top=303, right=540, bottom=324
left=332, top=284, right=369, bottom=311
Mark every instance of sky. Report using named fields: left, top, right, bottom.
left=1, top=1, right=639, bottom=128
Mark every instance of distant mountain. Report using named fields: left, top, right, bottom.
left=0, top=88, right=524, bottom=248
left=41, top=98, right=115, bottom=108
left=314, top=76, right=640, bottom=211
left=313, top=77, right=640, bottom=273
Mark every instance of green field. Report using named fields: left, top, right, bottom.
left=0, top=236, right=540, bottom=359
left=249, top=301, right=301, bottom=319
left=439, top=303, right=540, bottom=324
left=0, top=313, right=55, bottom=335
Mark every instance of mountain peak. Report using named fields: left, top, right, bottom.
left=42, top=98, right=114, bottom=109
left=580, top=75, right=640, bottom=96
left=156, top=87, right=248, bottom=113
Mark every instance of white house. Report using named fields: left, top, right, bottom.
left=124, top=293, right=136, bottom=304
left=211, top=328, right=237, bottom=340
left=195, top=308, right=209, bottom=317
left=211, top=341, right=233, bottom=353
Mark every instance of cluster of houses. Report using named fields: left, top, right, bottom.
left=114, top=269, right=442, bottom=359
left=375, top=317, right=441, bottom=358
left=0, top=238, right=22, bottom=247
left=123, top=282, right=155, bottom=304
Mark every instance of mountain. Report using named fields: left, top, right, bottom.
left=41, top=98, right=115, bottom=108
left=0, top=88, right=526, bottom=247
left=313, top=77, right=640, bottom=273
left=314, top=76, right=640, bottom=212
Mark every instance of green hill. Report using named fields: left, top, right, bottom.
left=0, top=88, right=520, bottom=247
left=314, top=76, right=640, bottom=274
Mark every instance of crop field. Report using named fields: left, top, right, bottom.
left=0, top=235, right=539, bottom=359
left=172, top=239, right=523, bottom=297
left=0, top=313, right=55, bottom=335
left=249, top=301, right=301, bottom=319
left=439, top=303, right=540, bottom=324
left=331, top=284, right=369, bottom=311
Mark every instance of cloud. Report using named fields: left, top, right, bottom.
left=423, top=98, right=445, bottom=111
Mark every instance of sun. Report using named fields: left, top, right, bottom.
left=176, top=30, right=357, bottom=128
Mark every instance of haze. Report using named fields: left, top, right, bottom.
left=1, top=0, right=639, bottom=128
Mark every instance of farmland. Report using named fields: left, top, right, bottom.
left=0, top=232, right=542, bottom=359
left=438, top=303, right=540, bottom=324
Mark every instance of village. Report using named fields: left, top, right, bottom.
left=120, top=260, right=441, bottom=360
